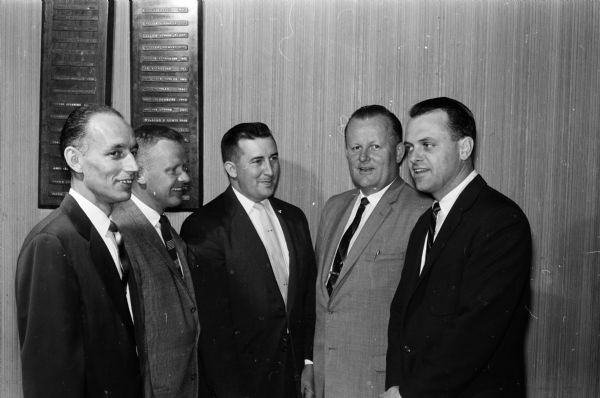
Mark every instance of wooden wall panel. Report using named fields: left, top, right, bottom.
left=1, top=1, right=45, bottom=397
left=1, top=0, right=599, bottom=396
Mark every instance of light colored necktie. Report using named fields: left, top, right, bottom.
left=253, top=202, right=289, bottom=305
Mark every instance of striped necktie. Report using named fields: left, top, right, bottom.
left=159, top=215, right=183, bottom=277
left=426, top=201, right=441, bottom=256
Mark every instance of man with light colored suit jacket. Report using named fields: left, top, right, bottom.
left=112, top=125, right=204, bottom=398
left=313, top=105, right=431, bottom=398
left=181, top=122, right=316, bottom=398
left=16, top=105, right=141, bottom=397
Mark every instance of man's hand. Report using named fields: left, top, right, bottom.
left=379, top=386, right=401, bottom=398
left=300, top=363, right=315, bottom=398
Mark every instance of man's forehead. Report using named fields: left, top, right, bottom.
left=237, top=137, right=277, bottom=155
left=85, top=112, right=133, bottom=141
left=348, top=115, right=395, bottom=139
left=407, top=111, right=450, bottom=139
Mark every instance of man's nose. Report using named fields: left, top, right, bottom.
left=263, top=160, right=274, bottom=175
left=358, top=148, right=370, bottom=162
left=408, top=148, right=421, bottom=163
left=123, top=152, right=139, bottom=173
left=178, top=170, right=191, bottom=183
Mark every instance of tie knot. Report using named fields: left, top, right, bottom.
left=108, top=220, right=118, bottom=233
left=159, top=214, right=171, bottom=227
left=432, top=201, right=440, bottom=216
left=360, top=197, right=370, bottom=207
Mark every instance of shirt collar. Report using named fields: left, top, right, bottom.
left=358, top=178, right=396, bottom=206
left=131, top=194, right=162, bottom=227
left=437, top=170, right=478, bottom=215
left=69, top=188, right=112, bottom=236
left=231, top=185, right=272, bottom=215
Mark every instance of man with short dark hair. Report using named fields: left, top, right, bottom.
left=16, top=104, right=141, bottom=397
left=312, top=105, right=431, bottom=398
left=111, top=125, right=202, bottom=398
left=181, top=122, right=316, bottom=398
left=384, top=97, right=532, bottom=398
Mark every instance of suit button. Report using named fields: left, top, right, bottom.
left=190, top=307, right=196, bottom=313
left=402, top=344, right=412, bottom=353
left=233, top=330, right=241, bottom=335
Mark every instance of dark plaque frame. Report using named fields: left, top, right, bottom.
left=38, top=0, right=114, bottom=208
left=130, top=0, right=202, bottom=210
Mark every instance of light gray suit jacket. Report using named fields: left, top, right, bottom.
left=112, top=200, right=200, bottom=398
left=313, top=178, right=431, bottom=398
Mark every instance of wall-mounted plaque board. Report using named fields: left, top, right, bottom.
left=130, top=0, right=202, bottom=210
left=38, top=0, right=114, bottom=208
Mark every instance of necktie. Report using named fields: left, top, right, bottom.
left=159, top=215, right=183, bottom=277
left=109, top=221, right=131, bottom=291
left=326, top=197, right=369, bottom=296
left=426, top=201, right=441, bottom=256
left=253, top=202, right=289, bottom=305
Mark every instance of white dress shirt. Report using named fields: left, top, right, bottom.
left=231, top=187, right=290, bottom=272
left=69, top=188, right=133, bottom=320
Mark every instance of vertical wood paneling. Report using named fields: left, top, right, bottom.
left=1, top=0, right=599, bottom=397
left=1, top=1, right=45, bottom=397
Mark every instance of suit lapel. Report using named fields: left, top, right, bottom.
left=334, top=179, right=406, bottom=294
left=271, top=199, right=297, bottom=313
left=321, top=192, right=358, bottom=290
left=116, top=200, right=195, bottom=302
left=173, top=233, right=198, bottom=303
left=62, top=195, right=135, bottom=336
left=418, top=175, right=487, bottom=281
left=403, top=212, right=429, bottom=298
left=226, top=189, right=287, bottom=308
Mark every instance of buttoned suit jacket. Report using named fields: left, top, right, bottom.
left=15, top=194, right=141, bottom=398
left=112, top=199, right=201, bottom=398
left=386, top=175, right=532, bottom=398
left=313, top=178, right=431, bottom=398
left=180, top=186, right=317, bottom=398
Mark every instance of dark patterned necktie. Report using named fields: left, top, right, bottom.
left=159, top=215, right=183, bottom=277
left=326, top=197, right=369, bottom=296
left=108, top=221, right=131, bottom=291
left=426, top=201, right=441, bottom=256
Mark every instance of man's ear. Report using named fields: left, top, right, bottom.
left=458, top=137, right=474, bottom=161
left=224, top=161, right=237, bottom=179
left=64, top=146, right=83, bottom=173
left=396, top=142, right=406, bottom=164
left=136, top=167, right=146, bottom=184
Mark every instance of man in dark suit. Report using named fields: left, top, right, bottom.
left=312, top=105, right=431, bottom=398
left=181, top=122, right=317, bottom=398
left=15, top=104, right=141, bottom=397
left=111, top=125, right=202, bottom=398
left=384, top=97, right=532, bottom=398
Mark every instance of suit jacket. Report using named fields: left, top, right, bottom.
left=112, top=200, right=201, bottom=398
left=313, top=178, right=431, bottom=398
left=180, top=186, right=317, bottom=398
left=15, top=194, right=141, bottom=398
left=386, top=175, right=532, bottom=398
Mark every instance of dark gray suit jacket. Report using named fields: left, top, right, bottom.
left=181, top=186, right=316, bottom=398
left=113, top=199, right=201, bottom=398
left=387, top=175, right=532, bottom=397
left=16, top=194, right=141, bottom=398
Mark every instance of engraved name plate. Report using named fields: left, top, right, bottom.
left=39, top=0, right=114, bottom=208
left=131, top=0, right=202, bottom=210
